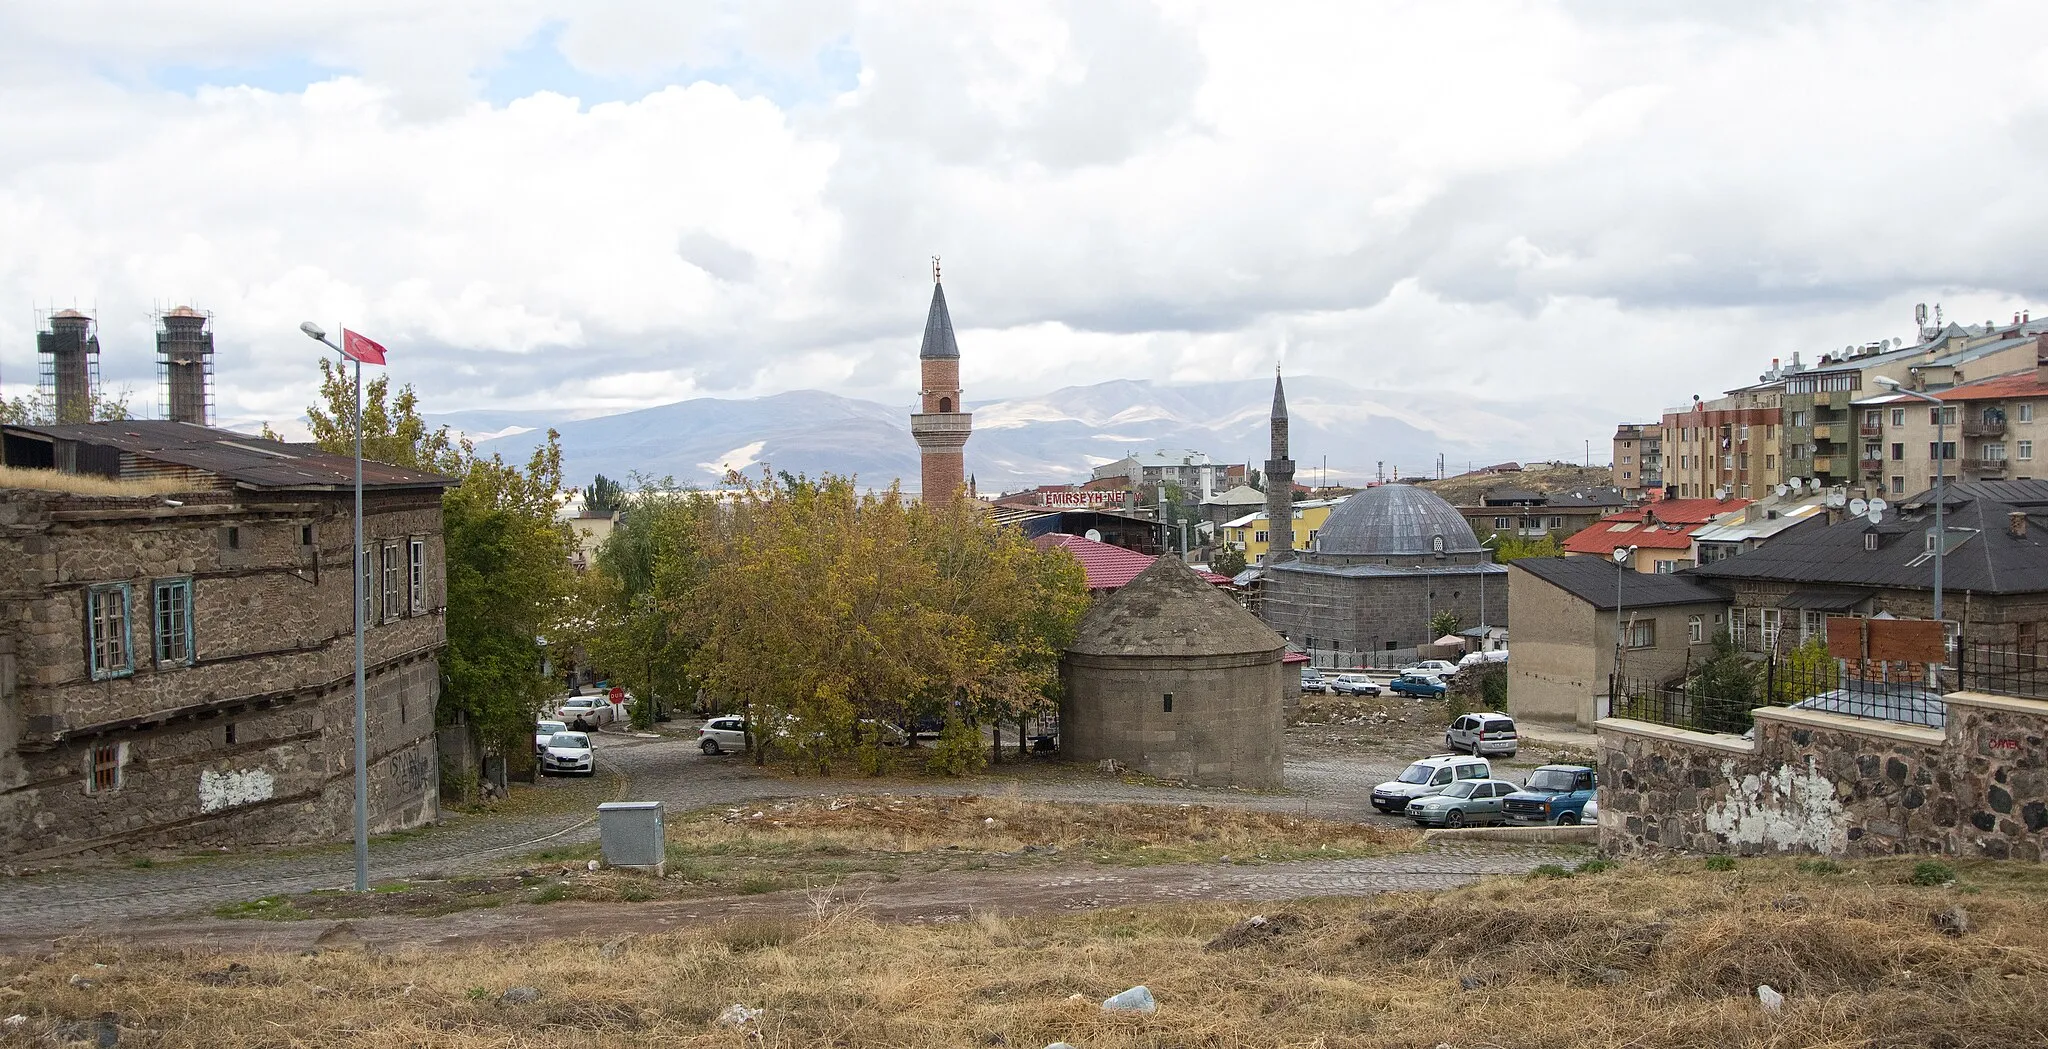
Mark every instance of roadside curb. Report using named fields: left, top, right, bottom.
left=1420, top=825, right=1598, bottom=845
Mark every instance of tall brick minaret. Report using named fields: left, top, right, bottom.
left=910, top=258, right=972, bottom=501
left=1264, top=367, right=1296, bottom=564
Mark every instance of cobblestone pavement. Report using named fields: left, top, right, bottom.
left=0, top=726, right=1531, bottom=943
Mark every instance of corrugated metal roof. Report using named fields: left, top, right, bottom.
left=4, top=421, right=454, bottom=491
left=1512, top=556, right=1728, bottom=611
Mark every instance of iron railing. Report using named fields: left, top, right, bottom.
left=1611, top=654, right=1947, bottom=735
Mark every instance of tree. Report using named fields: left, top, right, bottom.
left=1429, top=609, right=1462, bottom=639
left=1210, top=545, right=1247, bottom=578
left=1489, top=531, right=1564, bottom=561
left=1685, top=629, right=1762, bottom=729
left=0, top=386, right=132, bottom=425
left=585, top=474, right=624, bottom=515
left=1770, top=637, right=1841, bottom=706
left=288, top=361, right=574, bottom=756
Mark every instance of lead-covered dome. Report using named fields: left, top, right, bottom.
left=1315, top=483, right=1482, bottom=556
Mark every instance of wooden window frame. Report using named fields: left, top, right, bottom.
left=152, top=577, right=194, bottom=667
left=86, top=583, right=133, bottom=680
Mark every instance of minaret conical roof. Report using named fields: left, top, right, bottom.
left=920, top=283, right=960, bottom=359
left=1271, top=369, right=1287, bottom=419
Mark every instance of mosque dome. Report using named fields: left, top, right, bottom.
left=1314, top=483, right=1482, bottom=557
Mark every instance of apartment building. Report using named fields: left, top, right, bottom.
left=1611, top=423, right=1662, bottom=499
left=1854, top=348, right=2048, bottom=498
left=1659, top=383, right=1783, bottom=501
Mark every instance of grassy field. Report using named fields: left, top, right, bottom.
left=214, top=796, right=1421, bottom=920
left=15, top=854, right=2046, bottom=1048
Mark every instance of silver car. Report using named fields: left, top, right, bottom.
left=539, top=731, right=595, bottom=776
left=1445, top=712, right=1519, bottom=757
left=1405, top=778, right=1520, bottom=828
left=533, top=719, right=568, bottom=755
left=698, top=716, right=750, bottom=755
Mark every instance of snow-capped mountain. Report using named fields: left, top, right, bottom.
left=459, top=376, right=1601, bottom=494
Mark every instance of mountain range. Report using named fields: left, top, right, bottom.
left=448, top=376, right=1602, bottom=495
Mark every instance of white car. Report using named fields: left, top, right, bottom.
left=1331, top=673, right=1382, bottom=696
left=555, top=696, right=613, bottom=730
left=1445, top=712, right=1519, bottom=757
left=1402, top=659, right=1461, bottom=680
left=539, top=731, right=595, bottom=776
left=1369, top=754, right=1494, bottom=814
left=533, top=719, right=568, bottom=755
left=698, top=716, right=750, bottom=755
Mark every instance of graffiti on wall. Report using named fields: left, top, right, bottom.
left=198, top=768, right=276, bottom=813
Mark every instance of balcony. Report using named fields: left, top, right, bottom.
left=1963, top=457, right=2009, bottom=475
left=1861, top=459, right=1883, bottom=479
left=1812, top=423, right=1836, bottom=441
left=1962, top=417, right=2007, bottom=438
left=1812, top=456, right=1838, bottom=474
left=1859, top=423, right=1883, bottom=438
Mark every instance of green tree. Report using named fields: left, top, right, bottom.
left=1770, top=637, right=1841, bottom=706
left=290, top=361, right=574, bottom=756
left=1210, top=545, right=1247, bottom=578
left=0, top=386, right=133, bottom=425
left=1429, top=609, right=1462, bottom=639
left=1684, top=629, right=1762, bottom=729
left=584, top=474, right=624, bottom=515
left=1489, top=531, right=1564, bottom=561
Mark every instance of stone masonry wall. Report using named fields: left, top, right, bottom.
left=1060, top=650, right=1284, bottom=790
left=1598, top=691, right=2048, bottom=860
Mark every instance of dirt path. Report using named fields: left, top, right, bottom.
left=0, top=842, right=1579, bottom=954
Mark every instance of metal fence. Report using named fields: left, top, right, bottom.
left=1954, top=642, right=2048, bottom=701
left=1612, top=652, right=1946, bottom=735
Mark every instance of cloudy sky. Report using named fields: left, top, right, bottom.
left=2, top=1, right=2045, bottom=451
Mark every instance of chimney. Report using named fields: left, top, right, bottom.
left=36, top=309, right=99, bottom=424
left=157, top=306, right=215, bottom=425
left=2011, top=512, right=2028, bottom=540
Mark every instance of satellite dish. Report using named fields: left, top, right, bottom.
left=1775, top=484, right=1789, bottom=498
left=1867, top=509, right=1883, bottom=524
left=1870, top=498, right=1888, bottom=514
left=1084, top=529, right=1103, bottom=542
left=1850, top=498, right=1869, bottom=516
left=1612, top=545, right=1634, bottom=565
left=1827, top=491, right=1846, bottom=508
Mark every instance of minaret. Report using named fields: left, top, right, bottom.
left=910, top=257, right=972, bottom=501
left=1264, top=368, right=1296, bottom=564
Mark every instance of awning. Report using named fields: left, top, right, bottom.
left=1777, top=589, right=1864, bottom=612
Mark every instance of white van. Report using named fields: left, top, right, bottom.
left=1369, top=754, right=1494, bottom=813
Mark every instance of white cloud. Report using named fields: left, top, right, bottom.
left=0, top=0, right=2044, bottom=471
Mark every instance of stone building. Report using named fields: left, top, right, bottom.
left=1259, top=483, right=1508, bottom=666
left=1263, top=371, right=1296, bottom=564
left=1, top=421, right=451, bottom=861
left=1059, top=556, right=1285, bottom=789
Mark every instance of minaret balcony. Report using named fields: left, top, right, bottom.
left=910, top=411, right=973, bottom=449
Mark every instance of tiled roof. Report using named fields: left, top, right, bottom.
left=1561, top=518, right=1700, bottom=554
left=1937, top=368, right=2048, bottom=402
left=1032, top=533, right=1228, bottom=590
left=1512, top=557, right=1728, bottom=611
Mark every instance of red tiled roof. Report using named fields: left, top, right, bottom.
left=1561, top=518, right=1699, bottom=554
left=1939, top=370, right=2048, bottom=402
left=1032, top=533, right=1229, bottom=590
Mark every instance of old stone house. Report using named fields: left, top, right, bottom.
left=1, top=421, right=451, bottom=860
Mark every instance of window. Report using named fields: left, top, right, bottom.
left=1254, top=530, right=1269, bottom=544
left=1892, top=408, right=1906, bottom=427
left=1930, top=441, right=1957, bottom=461
left=1626, top=621, right=1655, bottom=648
left=2021, top=440, right=2034, bottom=461
left=152, top=578, right=193, bottom=666
left=226, top=526, right=240, bottom=550
left=224, top=722, right=237, bottom=745
left=1432, top=535, right=1445, bottom=553
left=1891, top=475, right=1905, bottom=494
left=1494, top=516, right=1512, bottom=529
left=1765, top=454, right=1776, bottom=470
left=1760, top=608, right=1781, bottom=648
left=1802, top=609, right=1826, bottom=643
left=360, top=545, right=374, bottom=625
left=2022, top=404, right=2036, bottom=423
left=1984, top=443, right=2008, bottom=462
left=1162, top=693, right=1173, bottom=713
left=1891, top=442, right=1905, bottom=461
left=1930, top=406, right=1957, bottom=426
left=381, top=542, right=402, bottom=624
left=408, top=538, right=426, bottom=613
left=1654, top=559, right=1679, bottom=574
left=1548, top=516, right=1564, bottom=529
left=301, top=524, right=314, bottom=546
left=1730, top=607, right=1746, bottom=641
left=1623, top=470, right=1632, bottom=479
left=1791, top=410, right=1810, bottom=427
left=1864, top=532, right=1880, bottom=551
left=86, top=583, right=132, bottom=680
left=1864, top=410, right=1881, bottom=427
left=1688, top=615, right=1703, bottom=643
left=86, top=742, right=128, bottom=794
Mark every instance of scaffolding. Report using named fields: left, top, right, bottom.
left=36, top=307, right=101, bottom=424
left=156, top=304, right=215, bottom=424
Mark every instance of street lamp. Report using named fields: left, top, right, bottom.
left=1613, top=544, right=1637, bottom=677
left=300, top=320, right=370, bottom=893
left=1477, top=535, right=1497, bottom=641
left=1874, top=376, right=1948, bottom=673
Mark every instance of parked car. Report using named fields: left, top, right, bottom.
left=1403, top=659, right=1461, bottom=680
left=1405, top=777, right=1521, bottom=828
left=698, top=716, right=749, bottom=755
left=1332, top=673, right=1382, bottom=696
left=1502, top=765, right=1598, bottom=825
left=1457, top=649, right=1509, bottom=670
left=1444, top=712, right=1519, bottom=757
left=534, top=719, right=568, bottom=755
left=1370, top=754, right=1494, bottom=813
left=539, top=731, right=595, bottom=776
left=555, top=696, right=613, bottom=730
left=1388, top=673, right=1448, bottom=698
left=1581, top=795, right=1600, bottom=828
left=1300, top=668, right=1332, bottom=694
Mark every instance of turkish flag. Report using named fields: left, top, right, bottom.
left=339, top=329, right=388, bottom=366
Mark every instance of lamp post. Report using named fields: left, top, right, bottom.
left=1478, top=535, right=1497, bottom=641
left=1612, top=544, right=1637, bottom=680
left=1875, top=377, right=1948, bottom=675
left=299, top=321, right=369, bottom=893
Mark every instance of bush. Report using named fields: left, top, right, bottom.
left=1576, top=858, right=1618, bottom=875
left=1476, top=666, right=1508, bottom=711
left=924, top=717, right=987, bottom=777
left=1704, top=855, right=1737, bottom=872
left=1910, top=860, right=1956, bottom=886
left=1530, top=864, right=1575, bottom=879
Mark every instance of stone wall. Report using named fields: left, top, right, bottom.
left=1060, top=650, right=1284, bottom=789
left=0, top=487, right=446, bottom=859
left=1261, top=569, right=1506, bottom=667
left=1597, top=691, right=2048, bottom=860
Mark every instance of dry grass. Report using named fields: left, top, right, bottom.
left=12, top=855, right=2048, bottom=1047
left=216, top=796, right=1418, bottom=919
left=0, top=464, right=195, bottom=496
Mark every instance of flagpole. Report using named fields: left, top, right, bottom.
left=351, top=347, right=369, bottom=893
